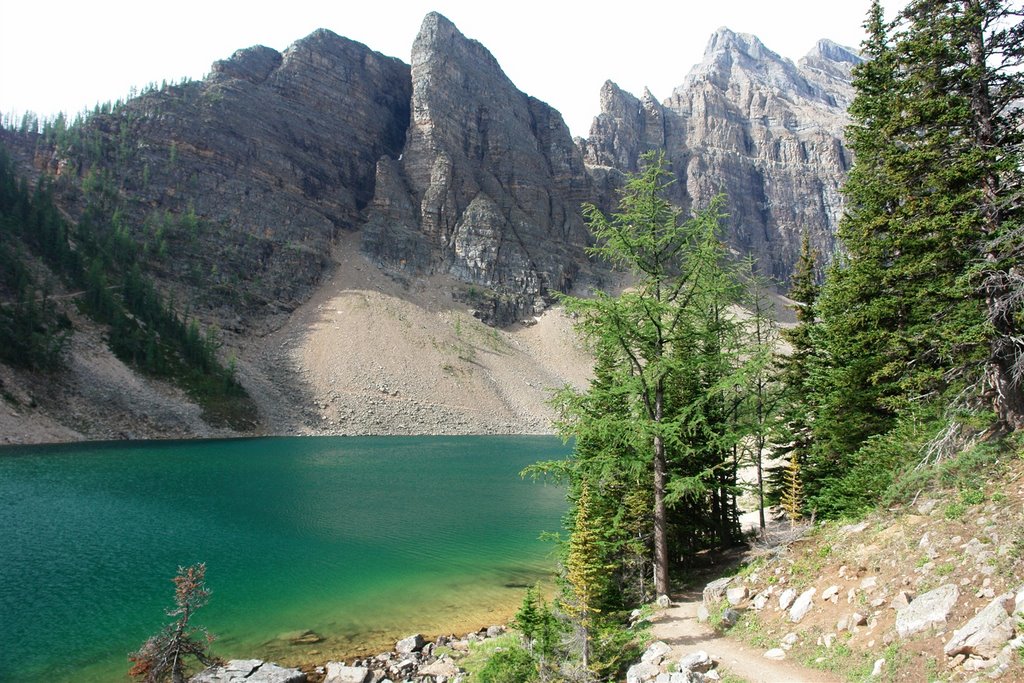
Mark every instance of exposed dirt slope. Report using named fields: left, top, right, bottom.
left=235, top=231, right=593, bottom=437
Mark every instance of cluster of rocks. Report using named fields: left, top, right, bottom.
left=625, top=642, right=720, bottom=683
left=698, top=513, right=1024, bottom=678
left=190, top=627, right=508, bottom=683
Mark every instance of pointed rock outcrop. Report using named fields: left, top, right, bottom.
left=362, top=12, right=592, bottom=324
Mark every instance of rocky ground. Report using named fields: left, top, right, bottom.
left=213, top=230, right=593, bottom=438
left=631, top=458, right=1024, bottom=683
left=0, top=231, right=594, bottom=445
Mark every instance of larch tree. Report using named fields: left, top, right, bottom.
left=555, top=151, right=741, bottom=599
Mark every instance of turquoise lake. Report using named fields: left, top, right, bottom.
left=0, top=435, right=569, bottom=682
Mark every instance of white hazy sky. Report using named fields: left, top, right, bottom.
left=1, top=0, right=906, bottom=138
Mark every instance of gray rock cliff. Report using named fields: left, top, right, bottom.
left=361, top=12, right=593, bottom=324
left=581, top=28, right=859, bottom=284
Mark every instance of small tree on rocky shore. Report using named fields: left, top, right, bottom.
left=129, top=563, right=219, bottom=683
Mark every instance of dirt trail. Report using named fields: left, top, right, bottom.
left=652, top=594, right=841, bottom=683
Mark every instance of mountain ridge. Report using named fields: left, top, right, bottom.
left=1, top=13, right=856, bottom=442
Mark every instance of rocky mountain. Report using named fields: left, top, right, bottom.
left=361, top=13, right=594, bottom=324
left=581, top=28, right=860, bottom=283
left=0, top=15, right=860, bottom=442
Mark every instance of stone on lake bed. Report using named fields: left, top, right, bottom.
left=278, top=629, right=323, bottom=644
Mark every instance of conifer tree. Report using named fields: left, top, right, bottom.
left=564, top=482, right=606, bottom=675
left=555, top=152, right=742, bottom=598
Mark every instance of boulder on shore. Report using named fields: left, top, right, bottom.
left=189, top=659, right=306, bottom=683
left=395, top=633, right=425, bottom=654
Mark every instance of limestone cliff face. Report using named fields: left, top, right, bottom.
left=581, top=28, right=859, bottom=283
left=33, top=29, right=411, bottom=333
left=362, top=13, right=593, bottom=324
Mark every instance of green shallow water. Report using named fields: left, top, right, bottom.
left=0, top=435, right=568, bottom=682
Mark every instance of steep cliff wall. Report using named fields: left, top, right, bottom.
left=581, top=28, right=859, bottom=283
left=362, top=13, right=594, bottom=324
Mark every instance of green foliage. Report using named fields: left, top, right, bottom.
left=512, top=586, right=561, bottom=660
left=803, top=0, right=1024, bottom=517
left=0, top=141, right=256, bottom=428
left=475, top=643, right=537, bottom=683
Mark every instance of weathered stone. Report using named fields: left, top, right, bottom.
left=190, top=660, right=306, bottom=683
left=485, top=625, right=504, bottom=638
left=678, top=650, right=713, bottom=672
left=720, top=608, right=741, bottom=628
left=324, top=663, right=371, bottom=683
left=789, top=588, right=816, bottom=622
left=703, top=577, right=732, bottom=604
left=725, top=586, right=748, bottom=606
left=860, top=576, right=878, bottom=591
left=944, top=593, right=1016, bottom=659
left=821, top=585, right=840, bottom=601
left=626, top=661, right=661, bottom=683
left=656, top=594, right=672, bottom=608
left=896, top=583, right=960, bottom=638
left=891, top=590, right=914, bottom=611
left=751, top=590, right=771, bottom=611
left=870, top=658, right=886, bottom=677
left=851, top=612, right=868, bottom=627
left=697, top=602, right=710, bottom=623
left=778, top=588, right=797, bottom=611
left=763, top=648, right=786, bottom=660
left=418, top=658, right=459, bottom=678
left=781, top=632, right=799, bottom=649
left=395, top=634, right=425, bottom=654
left=642, top=640, right=672, bottom=663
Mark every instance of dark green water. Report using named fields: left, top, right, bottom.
left=0, top=435, right=568, bottom=682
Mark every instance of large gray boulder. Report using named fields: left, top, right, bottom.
left=324, top=662, right=371, bottom=683
left=626, top=660, right=661, bottom=683
left=395, top=633, right=425, bottom=654
left=944, top=593, right=1017, bottom=659
left=190, top=659, right=306, bottom=683
left=789, top=588, right=816, bottom=623
left=896, top=584, right=960, bottom=638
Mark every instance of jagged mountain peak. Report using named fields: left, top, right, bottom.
left=704, top=26, right=778, bottom=62
left=412, top=12, right=502, bottom=73
left=804, top=38, right=861, bottom=65
left=211, top=45, right=282, bottom=84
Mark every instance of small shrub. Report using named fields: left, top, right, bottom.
left=476, top=644, right=537, bottom=683
left=945, top=502, right=965, bottom=520
left=960, top=488, right=985, bottom=505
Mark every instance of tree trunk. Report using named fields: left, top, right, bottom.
left=653, top=384, right=670, bottom=598
left=964, top=0, right=1024, bottom=430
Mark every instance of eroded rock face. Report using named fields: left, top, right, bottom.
left=362, top=12, right=593, bottom=324
left=34, top=29, right=411, bottom=334
left=581, top=28, right=858, bottom=285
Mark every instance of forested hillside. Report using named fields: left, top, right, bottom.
left=498, top=1, right=1024, bottom=680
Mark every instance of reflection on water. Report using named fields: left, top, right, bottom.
left=0, top=435, right=567, bottom=682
